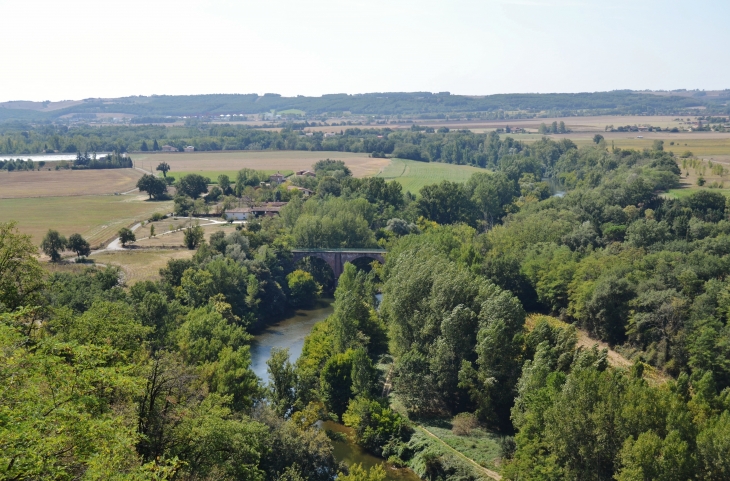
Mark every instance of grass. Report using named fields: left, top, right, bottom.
left=418, top=421, right=502, bottom=471
left=133, top=222, right=236, bottom=248
left=0, top=195, right=172, bottom=246
left=130, top=150, right=389, bottom=178
left=376, top=158, right=486, bottom=194
left=91, top=249, right=195, bottom=285
left=569, top=136, right=730, bottom=157
left=0, top=168, right=142, bottom=198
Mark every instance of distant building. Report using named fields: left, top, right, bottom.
left=269, top=172, right=286, bottom=185
left=161, top=145, right=177, bottom=152
left=287, top=185, right=314, bottom=197
left=223, top=207, right=252, bottom=221
left=222, top=202, right=288, bottom=221
left=295, top=170, right=316, bottom=177
left=184, top=145, right=195, bottom=152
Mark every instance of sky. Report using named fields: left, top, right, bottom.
left=2, top=0, right=729, bottom=102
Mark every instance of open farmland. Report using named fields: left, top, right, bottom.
left=0, top=195, right=172, bottom=246
left=130, top=151, right=389, bottom=178
left=133, top=221, right=235, bottom=248
left=91, top=249, right=195, bottom=285
left=376, top=158, right=485, bottom=193
left=0, top=168, right=142, bottom=198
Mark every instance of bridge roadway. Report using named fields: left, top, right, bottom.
left=291, top=248, right=386, bottom=280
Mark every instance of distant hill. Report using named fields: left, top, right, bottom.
left=1, top=90, right=729, bottom=121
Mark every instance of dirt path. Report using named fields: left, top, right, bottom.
left=416, top=426, right=502, bottom=481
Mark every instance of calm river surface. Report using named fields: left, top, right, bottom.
left=250, top=297, right=421, bottom=481
left=250, top=298, right=334, bottom=383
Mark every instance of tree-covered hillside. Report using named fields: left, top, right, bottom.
left=2, top=90, right=729, bottom=121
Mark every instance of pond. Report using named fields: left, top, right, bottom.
left=250, top=297, right=421, bottom=481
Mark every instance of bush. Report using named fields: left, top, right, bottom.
left=451, top=412, right=479, bottom=436
left=343, top=396, right=412, bottom=456
left=149, top=212, right=167, bottom=222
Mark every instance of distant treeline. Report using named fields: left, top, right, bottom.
left=0, top=122, right=571, bottom=169
left=2, top=90, right=730, bottom=121
left=73, top=151, right=132, bottom=169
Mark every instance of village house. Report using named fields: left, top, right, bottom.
left=222, top=207, right=252, bottom=221
left=295, top=170, right=316, bottom=177
left=184, top=145, right=195, bottom=152
left=287, top=185, right=314, bottom=197
left=161, top=145, right=177, bottom=152
left=269, top=172, right=286, bottom=185
left=222, top=202, right=288, bottom=221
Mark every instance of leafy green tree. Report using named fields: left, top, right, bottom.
left=416, top=181, right=477, bottom=226
left=67, top=233, right=91, bottom=258
left=0, top=222, right=45, bottom=312
left=152, top=138, right=159, bottom=151
left=140, top=140, right=149, bottom=151
left=317, top=177, right=342, bottom=197
left=137, top=173, right=168, bottom=199
left=0, top=311, right=159, bottom=480
left=343, top=396, right=410, bottom=456
left=218, top=174, right=232, bottom=194
left=183, top=224, right=205, bottom=249
left=267, top=347, right=298, bottom=417
left=41, top=229, right=67, bottom=262
left=118, top=227, right=135, bottom=246
left=177, top=174, right=209, bottom=199
left=287, top=270, right=322, bottom=308
left=156, top=161, right=171, bottom=177
left=465, top=172, right=517, bottom=226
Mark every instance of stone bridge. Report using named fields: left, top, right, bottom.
left=291, top=248, right=386, bottom=280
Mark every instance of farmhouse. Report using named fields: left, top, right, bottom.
left=222, top=202, right=288, bottom=221
left=269, top=172, right=286, bottom=185
left=184, top=145, right=195, bottom=152
left=161, top=145, right=177, bottom=152
left=287, top=185, right=314, bottom=197
left=223, top=207, right=251, bottom=221
left=295, top=170, right=316, bottom=177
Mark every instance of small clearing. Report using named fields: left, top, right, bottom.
left=376, top=158, right=485, bottom=194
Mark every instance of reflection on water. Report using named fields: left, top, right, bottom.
left=250, top=298, right=334, bottom=384
left=251, top=296, right=422, bottom=480
left=321, top=421, right=422, bottom=481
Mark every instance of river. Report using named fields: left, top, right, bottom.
left=250, top=298, right=421, bottom=481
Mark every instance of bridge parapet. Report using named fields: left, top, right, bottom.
left=291, top=249, right=386, bottom=280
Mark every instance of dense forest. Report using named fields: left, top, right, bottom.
left=2, top=90, right=729, bottom=121
left=3, top=136, right=730, bottom=480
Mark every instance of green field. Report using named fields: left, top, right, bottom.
left=0, top=195, right=172, bottom=247
left=376, top=158, right=486, bottom=193
left=665, top=187, right=730, bottom=199
left=418, top=422, right=502, bottom=471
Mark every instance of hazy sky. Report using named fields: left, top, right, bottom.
left=2, top=0, right=729, bottom=101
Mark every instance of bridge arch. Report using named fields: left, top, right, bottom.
left=291, top=249, right=386, bottom=282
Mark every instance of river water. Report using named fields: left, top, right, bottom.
left=251, top=298, right=421, bottom=481
left=0, top=153, right=110, bottom=162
